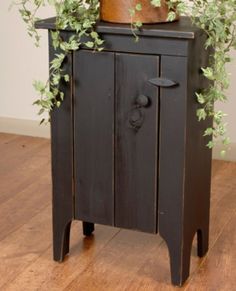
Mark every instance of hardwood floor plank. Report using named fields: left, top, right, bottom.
left=185, top=212, right=236, bottom=291
left=0, top=135, right=49, bottom=176
left=0, top=205, right=51, bottom=289
left=211, top=159, right=225, bottom=177
left=0, top=142, right=50, bottom=205
left=210, top=161, right=235, bottom=206
left=0, top=133, right=18, bottom=146
left=182, top=162, right=236, bottom=290
left=0, top=135, right=235, bottom=291
left=208, top=181, right=236, bottom=248
left=64, top=230, right=164, bottom=291
left=126, top=161, right=236, bottom=290
left=0, top=172, right=51, bottom=241
left=3, top=224, right=119, bottom=291
left=62, top=161, right=236, bottom=291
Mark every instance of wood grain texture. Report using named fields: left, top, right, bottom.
left=49, top=31, right=74, bottom=262
left=74, top=50, right=115, bottom=226
left=93, top=34, right=190, bottom=57
left=115, top=53, right=159, bottom=233
left=158, top=52, right=212, bottom=285
left=158, top=55, right=190, bottom=286
left=0, top=206, right=52, bottom=289
left=36, top=18, right=197, bottom=58
left=0, top=136, right=50, bottom=205
left=1, top=134, right=236, bottom=290
left=0, top=135, right=51, bottom=243
left=0, top=173, right=51, bottom=241
left=0, top=135, right=48, bottom=177
left=0, top=133, right=18, bottom=146
left=3, top=223, right=119, bottom=291
left=36, top=17, right=198, bottom=39
left=34, top=21, right=212, bottom=285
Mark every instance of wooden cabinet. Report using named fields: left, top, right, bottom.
left=36, top=17, right=212, bottom=286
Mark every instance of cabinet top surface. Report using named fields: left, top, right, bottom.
left=35, top=17, right=201, bottom=39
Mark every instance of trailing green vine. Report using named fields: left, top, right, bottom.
left=129, top=1, right=180, bottom=40
left=14, top=0, right=103, bottom=123
left=15, top=0, right=236, bottom=153
left=190, top=0, right=236, bottom=154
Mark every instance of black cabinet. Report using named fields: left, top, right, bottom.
left=36, top=17, right=212, bottom=286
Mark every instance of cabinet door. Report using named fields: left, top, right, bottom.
left=115, top=53, right=159, bottom=233
left=74, top=50, right=114, bottom=225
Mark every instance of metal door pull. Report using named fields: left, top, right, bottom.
left=148, top=77, right=178, bottom=88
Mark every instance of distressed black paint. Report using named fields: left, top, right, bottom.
left=39, top=18, right=212, bottom=286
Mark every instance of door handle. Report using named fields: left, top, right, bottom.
left=135, top=95, right=150, bottom=108
left=129, top=108, right=144, bottom=131
left=148, top=77, right=178, bottom=88
left=128, top=95, right=150, bottom=131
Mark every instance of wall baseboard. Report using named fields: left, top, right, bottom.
left=0, top=116, right=50, bottom=138
left=0, top=116, right=235, bottom=161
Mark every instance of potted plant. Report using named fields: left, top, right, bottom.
left=99, top=0, right=174, bottom=24
left=15, top=0, right=235, bottom=153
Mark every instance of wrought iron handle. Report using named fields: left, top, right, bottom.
left=128, top=95, right=150, bottom=131
left=135, top=95, right=150, bottom=108
left=129, top=108, right=144, bottom=131
left=148, top=77, right=178, bottom=88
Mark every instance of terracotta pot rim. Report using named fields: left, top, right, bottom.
left=100, top=0, right=178, bottom=24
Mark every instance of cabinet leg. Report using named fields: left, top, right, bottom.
left=53, top=221, right=72, bottom=262
left=164, top=236, right=192, bottom=287
left=197, top=227, right=209, bottom=257
left=83, top=222, right=95, bottom=236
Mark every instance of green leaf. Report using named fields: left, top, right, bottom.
left=33, top=80, right=45, bottom=93
left=135, top=21, right=142, bottom=28
left=206, top=140, right=215, bottom=149
left=135, top=4, right=142, bottom=11
left=196, top=93, right=205, bottom=104
left=150, top=0, right=161, bottom=7
left=90, top=31, right=98, bottom=39
left=64, top=74, right=70, bottom=82
left=85, top=41, right=94, bottom=48
left=204, top=128, right=214, bottom=136
left=220, top=150, right=226, bottom=158
left=197, top=108, right=207, bottom=121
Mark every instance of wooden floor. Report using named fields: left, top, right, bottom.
left=0, top=133, right=236, bottom=291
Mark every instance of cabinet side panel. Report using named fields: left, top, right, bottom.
left=74, top=50, right=114, bottom=225
left=115, top=53, right=159, bottom=233
left=49, top=31, right=74, bottom=260
left=184, top=36, right=212, bottom=251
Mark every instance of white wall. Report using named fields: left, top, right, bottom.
left=215, top=49, right=236, bottom=144
left=0, top=2, right=235, bottom=149
left=0, top=2, right=53, bottom=121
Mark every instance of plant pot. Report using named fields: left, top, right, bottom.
left=100, top=0, right=175, bottom=24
